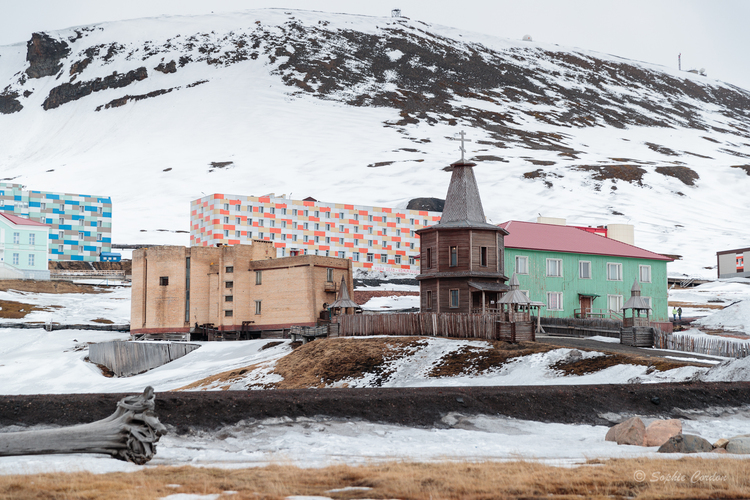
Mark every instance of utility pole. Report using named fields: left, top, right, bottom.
left=678, top=53, right=681, bottom=71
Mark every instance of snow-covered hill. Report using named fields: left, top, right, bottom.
left=1, top=9, right=749, bottom=276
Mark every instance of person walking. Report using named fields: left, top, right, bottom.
left=672, top=307, right=677, bottom=321
left=678, top=307, right=683, bottom=322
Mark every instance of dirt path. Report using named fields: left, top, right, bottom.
left=538, top=335, right=720, bottom=363
left=2, top=382, right=750, bottom=431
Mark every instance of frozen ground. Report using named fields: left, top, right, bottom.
left=0, top=278, right=748, bottom=474
left=0, top=285, right=130, bottom=325
left=2, top=408, right=749, bottom=475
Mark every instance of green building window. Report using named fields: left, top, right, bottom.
left=547, top=291, right=563, bottom=310
left=516, top=256, right=528, bottom=274
left=607, top=263, right=622, bottom=281
left=546, top=258, right=562, bottom=277
left=639, top=265, right=651, bottom=283
left=579, top=261, right=591, bottom=279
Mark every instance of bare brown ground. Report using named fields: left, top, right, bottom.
left=178, top=337, right=712, bottom=391
left=0, top=279, right=107, bottom=294
left=1, top=458, right=748, bottom=499
left=552, top=353, right=711, bottom=376
left=668, top=300, right=725, bottom=310
left=0, top=299, right=61, bottom=319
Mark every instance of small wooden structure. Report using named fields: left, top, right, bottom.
left=0, top=387, right=166, bottom=464
left=417, top=132, right=509, bottom=313
left=495, top=274, right=541, bottom=342
left=329, top=276, right=361, bottom=315
left=620, top=279, right=654, bottom=346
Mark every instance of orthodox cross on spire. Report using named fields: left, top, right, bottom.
left=449, top=130, right=472, bottom=162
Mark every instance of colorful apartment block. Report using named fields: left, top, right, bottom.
left=0, top=183, right=113, bottom=262
left=190, top=194, right=443, bottom=274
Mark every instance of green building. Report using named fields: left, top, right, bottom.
left=0, top=213, right=51, bottom=280
left=499, top=220, right=672, bottom=325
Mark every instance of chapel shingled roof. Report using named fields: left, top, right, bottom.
left=433, top=160, right=507, bottom=232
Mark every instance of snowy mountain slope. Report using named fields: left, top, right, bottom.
left=1, top=9, right=749, bottom=276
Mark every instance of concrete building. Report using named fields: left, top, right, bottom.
left=0, top=182, right=113, bottom=262
left=190, top=193, right=442, bottom=275
left=130, top=241, right=353, bottom=335
left=717, top=247, right=750, bottom=279
left=0, top=213, right=50, bottom=280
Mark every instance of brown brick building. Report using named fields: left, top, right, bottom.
left=131, top=242, right=353, bottom=335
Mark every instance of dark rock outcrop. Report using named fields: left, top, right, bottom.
left=154, top=60, right=177, bottom=74
left=0, top=92, right=23, bottom=114
left=25, top=32, right=71, bottom=79
left=43, top=67, right=148, bottom=110
left=407, top=197, right=444, bottom=212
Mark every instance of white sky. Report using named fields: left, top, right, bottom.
left=2, top=0, right=749, bottom=91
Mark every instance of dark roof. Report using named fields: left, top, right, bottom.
left=499, top=221, right=672, bottom=261
left=467, top=281, right=510, bottom=292
left=330, top=276, right=359, bottom=309
left=432, top=161, right=505, bottom=231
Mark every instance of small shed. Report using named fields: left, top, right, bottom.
left=495, top=274, right=542, bottom=342
left=100, top=252, right=122, bottom=262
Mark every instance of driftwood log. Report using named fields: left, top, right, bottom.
left=0, top=386, right=166, bottom=465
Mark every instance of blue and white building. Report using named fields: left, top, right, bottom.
left=0, top=183, right=112, bottom=262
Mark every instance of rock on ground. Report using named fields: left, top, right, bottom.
left=645, top=419, right=682, bottom=447
left=658, top=434, right=713, bottom=453
left=726, top=437, right=750, bottom=454
left=605, top=416, right=645, bottom=446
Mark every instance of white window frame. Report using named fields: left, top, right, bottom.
left=28, top=254, right=35, bottom=266
left=579, top=260, right=592, bottom=279
left=515, top=255, right=528, bottom=274
left=607, top=262, right=623, bottom=281
left=607, top=294, right=623, bottom=314
left=547, top=291, right=563, bottom=310
left=12, top=253, right=19, bottom=266
left=546, top=258, right=562, bottom=277
left=29, top=233, right=35, bottom=245
left=639, top=265, right=652, bottom=283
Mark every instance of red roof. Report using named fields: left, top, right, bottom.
left=499, top=221, right=672, bottom=261
left=0, top=212, right=50, bottom=227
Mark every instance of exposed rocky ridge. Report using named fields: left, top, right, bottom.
left=25, top=32, right=70, bottom=79
left=0, top=10, right=749, bottom=272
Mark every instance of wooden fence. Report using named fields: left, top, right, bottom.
left=340, top=313, right=502, bottom=340
left=653, top=331, right=750, bottom=359
left=89, top=341, right=200, bottom=377
left=540, top=317, right=622, bottom=338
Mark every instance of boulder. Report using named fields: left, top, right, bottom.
left=645, top=419, right=682, bottom=447
left=711, top=448, right=728, bottom=454
left=658, top=434, right=713, bottom=453
left=713, top=438, right=729, bottom=449
left=726, top=437, right=750, bottom=455
left=605, top=416, right=645, bottom=446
